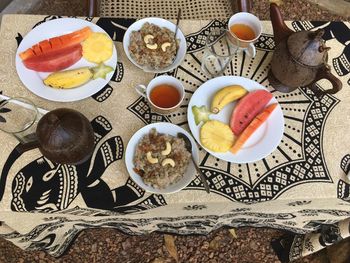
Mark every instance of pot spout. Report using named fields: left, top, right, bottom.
left=270, top=3, right=294, bottom=45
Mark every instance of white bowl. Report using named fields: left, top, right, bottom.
left=125, top=122, right=199, bottom=194
left=123, top=17, right=187, bottom=73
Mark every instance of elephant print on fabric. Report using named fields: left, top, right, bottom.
left=0, top=116, right=166, bottom=213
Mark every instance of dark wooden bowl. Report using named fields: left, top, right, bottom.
left=36, top=108, right=94, bottom=164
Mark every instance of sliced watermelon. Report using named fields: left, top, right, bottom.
left=23, top=44, right=82, bottom=72
left=230, top=89, right=273, bottom=136
left=231, top=103, right=278, bottom=154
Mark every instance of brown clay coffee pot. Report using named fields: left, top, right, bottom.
left=17, top=108, right=94, bottom=165
left=268, top=3, right=342, bottom=95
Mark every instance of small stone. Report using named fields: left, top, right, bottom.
left=38, top=252, right=46, bottom=259
left=209, top=237, right=221, bottom=250
left=122, top=239, right=131, bottom=250
left=209, top=252, right=214, bottom=258
left=201, top=241, right=209, bottom=250
left=249, top=240, right=259, bottom=250
left=91, top=243, right=97, bottom=253
left=151, top=257, right=165, bottom=263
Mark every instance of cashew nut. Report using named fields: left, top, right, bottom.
left=146, top=43, right=158, bottom=50
left=161, top=142, right=172, bottom=156
left=143, top=34, right=154, bottom=44
left=162, top=158, right=175, bottom=167
left=161, top=42, right=171, bottom=52
left=146, top=151, right=158, bottom=164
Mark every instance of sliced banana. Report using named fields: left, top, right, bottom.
left=161, top=42, right=171, bottom=52
left=143, top=34, right=154, bottom=44
left=162, top=158, right=175, bottom=167
left=161, top=142, right=172, bottom=156
left=146, top=43, right=158, bottom=50
left=146, top=151, right=158, bottom=164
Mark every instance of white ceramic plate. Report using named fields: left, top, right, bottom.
left=125, top=122, right=199, bottom=194
left=123, top=17, right=187, bottom=73
left=16, top=18, right=117, bottom=102
left=187, top=76, right=284, bottom=163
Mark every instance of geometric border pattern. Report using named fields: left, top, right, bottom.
left=127, top=20, right=339, bottom=203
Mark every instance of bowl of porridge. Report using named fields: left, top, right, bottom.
left=125, top=123, right=199, bottom=194
left=123, top=18, right=187, bottom=73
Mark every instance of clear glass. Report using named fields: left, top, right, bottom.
left=201, top=28, right=239, bottom=77
left=0, top=97, right=41, bottom=143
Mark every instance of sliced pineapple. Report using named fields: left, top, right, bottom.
left=200, top=120, right=235, bottom=153
left=82, top=32, right=113, bottom=63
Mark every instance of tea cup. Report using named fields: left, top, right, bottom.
left=135, top=76, right=185, bottom=115
left=228, top=12, right=262, bottom=58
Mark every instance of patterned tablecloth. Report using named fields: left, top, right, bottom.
left=0, top=15, right=349, bottom=262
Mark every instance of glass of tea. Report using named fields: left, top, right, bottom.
left=135, top=76, right=185, bottom=115
left=201, top=28, right=240, bottom=78
left=228, top=12, right=262, bottom=58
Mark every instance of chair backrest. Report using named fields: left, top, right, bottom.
left=95, top=0, right=241, bottom=19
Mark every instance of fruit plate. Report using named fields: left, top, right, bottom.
left=16, top=18, right=117, bottom=102
left=187, top=76, right=284, bottom=163
left=125, top=122, right=199, bottom=194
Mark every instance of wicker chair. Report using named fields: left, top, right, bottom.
left=87, top=0, right=252, bottom=19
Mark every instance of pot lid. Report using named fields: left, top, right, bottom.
left=36, top=108, right=94, bottom=164
left=287, top=29, right=329, bottom=67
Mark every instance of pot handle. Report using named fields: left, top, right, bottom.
left=310, top=66, right=342, bottom=96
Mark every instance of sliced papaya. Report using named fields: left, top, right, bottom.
left=20, top=49, right=35, bottom=60
left=19, top=26, right=92, bottom=61
left=38, top=40, right=52, bottom=53
left=32, top=44, right=43, bottom=56
left=230, top=89, right=273, bottom=136
left=231, top=103, right=278, bottom=154
left=49, top=37, right=63, bottom=49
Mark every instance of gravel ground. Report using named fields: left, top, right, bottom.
left=0, top=0, right=349, bottom=262
left=0, top=227, right=330, bottom=263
